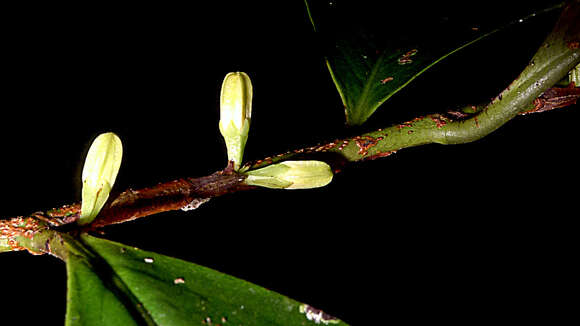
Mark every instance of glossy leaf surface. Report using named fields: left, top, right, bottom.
left=305, top=1, right=563, bottom=125
left=65, top=235, right=348, bottom=326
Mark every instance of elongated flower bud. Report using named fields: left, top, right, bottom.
left=244, top=161, right=333, bottom=189
left=219, top=72, right=252, bottom=170
left=570, top=63, right=579, bottom=86
left=79, top=132, right=123, bottom=225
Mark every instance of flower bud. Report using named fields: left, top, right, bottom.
left=244, top=160, right=333, bottom=189
left=79, top=132, right=123, bottom=225
left=219, top=72, right=252, bottom=170
left=570, top=63, right=579, bottom=86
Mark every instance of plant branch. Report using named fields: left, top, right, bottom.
left=1, top=1, right=579, bottom=257
left=245, top=1, right=579, bottom=168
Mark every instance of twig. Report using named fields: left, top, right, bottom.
left=1, top=1, right=579, bottom=257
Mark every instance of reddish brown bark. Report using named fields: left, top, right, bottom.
left=13, top=86, right=580, bottom=231
left=46, top=169, right=252, bottom=229
left=520, top=84, right=580, bottom=115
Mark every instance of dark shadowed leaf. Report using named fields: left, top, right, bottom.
left=304, top=0, right=563, bottom=125
left=65, top=235, right=348, bottom=326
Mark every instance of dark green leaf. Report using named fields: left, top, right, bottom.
left=66, top=249, right=141, bottom=326
left=304, top=1, right=563, bottom=125
left=65, top=235, right=348, bottom=326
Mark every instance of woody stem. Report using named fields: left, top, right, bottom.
left=1, top=2, right=579, bottom=256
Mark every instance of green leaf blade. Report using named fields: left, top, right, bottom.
left=65, top=251, right=140, bottom=326
left=306, top=1, right=564, bottom=126
left=65, top=235, right=349, bottom=326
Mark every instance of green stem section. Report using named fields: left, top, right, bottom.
left=245, top=2, right=580, bottom=168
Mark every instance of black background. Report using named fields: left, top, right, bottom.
left=1, top=1, right=577, bottom=325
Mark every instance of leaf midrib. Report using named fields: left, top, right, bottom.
left=349, top=52, right=385, bottom=125
left=68, top=237, right=159, bottom=326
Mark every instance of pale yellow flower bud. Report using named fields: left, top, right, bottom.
left=219, top=72, right=252, bottom=170
left=244, top=161, right=333, bottom=189
left=570, top=63, right=579, bottom=86
left=79, top=132, right=123, bottom=225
